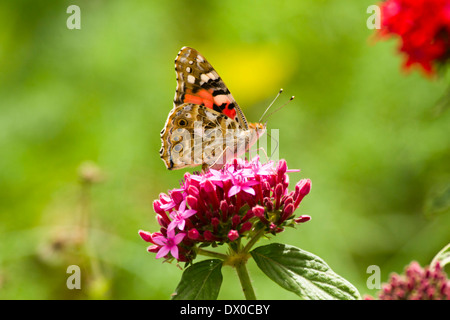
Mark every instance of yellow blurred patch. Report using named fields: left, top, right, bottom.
left=203, top=44, right=297, bottom=107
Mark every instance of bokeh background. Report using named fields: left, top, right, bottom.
left=0, top=0, right=449, bottom=299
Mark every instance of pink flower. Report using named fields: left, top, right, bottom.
left=228, top=174, right=260, bottom=197
left=168, top=200, right=197, bottom=232
left=207, top=168, right=232, bottom=188
left=151, top=229, right=186, bottom=260
left=243, top=155, right=275, bottom=176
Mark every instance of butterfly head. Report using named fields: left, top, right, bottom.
left=249, top=122, right=266, bottom=139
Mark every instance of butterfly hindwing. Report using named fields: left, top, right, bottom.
left=160, top=103, right=240, bottom=170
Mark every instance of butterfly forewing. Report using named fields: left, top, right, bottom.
left=173, top=47, right=249, bottom=130
left=160, top=47, right=266, bottom=170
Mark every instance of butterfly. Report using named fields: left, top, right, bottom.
left=160, top=47, right=266, bottom=171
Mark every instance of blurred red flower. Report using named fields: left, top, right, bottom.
left=365, top=261, right=450, bottom=300
left=379, top=0, right=450, bottom=74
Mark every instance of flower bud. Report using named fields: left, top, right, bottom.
left=211, top=217, right=220, bottom=232
left=228, top=230, right=239, bottom=242
left=188, top=228, right=199, bottom=240
left=275, top=183, right=284, bottom=210
left=220, top=200, right=229, bottom=222
left=263, top=197, right=274, bottom=212
left=262, top=181, right=271, bottom=198
left=159, top=192, right=172, bottom=204
left=147, top=245, right=160, bottom=253
left=170, top=189, right=184, bottom=206
left=204, top=179, right=220, bottom=210
left=252, top=205, right=265, bottom=217
left=276, top=159, right=287, bottom=178
left=187, top=185, right=199, bottom=197
left=231, top=214, right=241, bottom=229
left=183, top=172, right=191, bottom=184
left=138, top=230, right=153, bottom=243
left=279, top=203, right=295, bottom=224
left=203, top=178, right=215, bottom=193
left=156, top=214, right=169, bottom=228
left=153, top=200, right=165, bottom=215
left=283, top=195, right=293, bottom=207
left=239, top=221, right=252, bottom=233
left=253, top=205, right=269, bottom=224
left=294, top=215, right=311, bottom=224
left=186, top=195, right=198, bottom=210
left=294, top=179, right=311, bottom=208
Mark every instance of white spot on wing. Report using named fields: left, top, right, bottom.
left=201, top=73, right=209, bottom=83
left=187, top=75, right=195, bottom=84
left=206, top=72, right=217, bottom=80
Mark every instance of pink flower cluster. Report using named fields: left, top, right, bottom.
left=139, top=157, right=311, bottom=263
left=366, top=261, right=450, bottom=300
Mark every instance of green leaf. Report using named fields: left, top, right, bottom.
left=171, top=259, right=223, bottom=300
left=251, top=243, right=360, bottom=300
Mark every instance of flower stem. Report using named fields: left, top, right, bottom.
left=234, top=259, right=256, bottom=300
left=242, top=227, right=266, bottom=253
left=196, top=247, right=228, bottom=260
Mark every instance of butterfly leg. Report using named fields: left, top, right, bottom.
left=208, top=146, right=234, bottom=171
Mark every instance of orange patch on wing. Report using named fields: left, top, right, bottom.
left=184, top=94, right=203, bottom=105
left=184, top=89, right=214, bottom=110
left=184, top=89, right=237, bottom=119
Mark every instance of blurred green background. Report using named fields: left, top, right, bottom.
left=0, top=0, right=449, bottom=299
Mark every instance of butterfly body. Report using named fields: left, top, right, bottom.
left=160, top=47, right=265, bottom=170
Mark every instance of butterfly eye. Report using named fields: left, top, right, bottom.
left=178, top=119, right=188, bottom=127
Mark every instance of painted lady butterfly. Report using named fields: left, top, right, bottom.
left=160, top=47, right=266, bottom=171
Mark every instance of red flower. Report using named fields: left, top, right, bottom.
left=378, top=0, right=450, bottom=74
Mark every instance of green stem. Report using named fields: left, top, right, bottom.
left=196, top=247, right=228, bottom=260
left=242, top=227, right=266, bottom=254
left=235, top=259, right=256, bottom=300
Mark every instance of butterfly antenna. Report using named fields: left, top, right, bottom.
left=260, top=95, right=295, bottom=123
left=258, top=88, right=284, bottom=123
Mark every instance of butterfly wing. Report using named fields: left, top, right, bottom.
left=160, top=47, right=265, bottom=170
left=160, top=103, right=241, bottom=170
left=173, top=46, right=249, bottom=130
